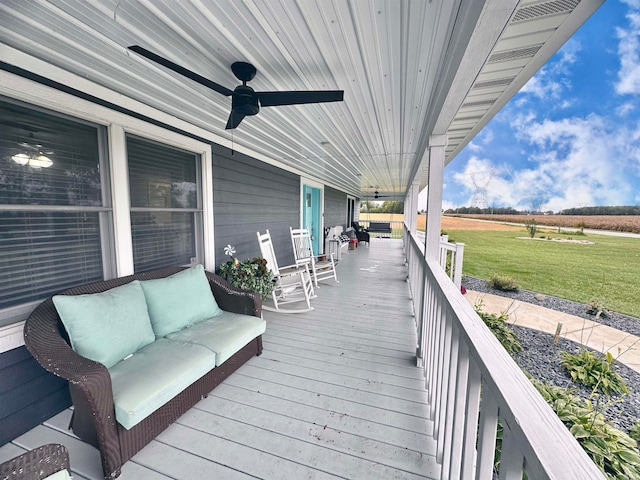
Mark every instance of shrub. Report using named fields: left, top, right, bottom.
left=488, top=274, right=519, bottom=292
left=474, top=303, right=522, bottom=355
left=217, top=256, right=274, bottom=300
left=561, top=349, right=628, bottom=397
left=586, top=298, right=610, bottom=319
left=525, top=218, right=538, bottom=238
left=629, top=421, right=640, bottom=443
left=530, top=377, right=640, bottom=479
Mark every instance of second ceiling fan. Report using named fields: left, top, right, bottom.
left=128, top=46, right=344, bottom=129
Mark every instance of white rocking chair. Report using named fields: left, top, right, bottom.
left=290, top=227, right=338, bottom=288
left=257, top=230, right=315, bottom=313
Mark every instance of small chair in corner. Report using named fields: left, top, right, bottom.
left=351, top=221, right=370, bottom=246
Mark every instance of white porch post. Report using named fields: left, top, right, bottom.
left=425, top=135, right=447, bottom=261
left=406, top=180, right=420, bottom=233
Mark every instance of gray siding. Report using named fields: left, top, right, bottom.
left=324, top=187, right=347, bottom=230
left=212, top=145, right=299, bottom=267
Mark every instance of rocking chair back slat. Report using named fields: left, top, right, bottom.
left=290, top=227, right=338, bottom=288
left=257, top=230, right=315, bottom=313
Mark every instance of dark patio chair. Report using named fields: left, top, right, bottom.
left=0, top=444, right=71, bottom=480
left=351, top=221, right=370, bottom=245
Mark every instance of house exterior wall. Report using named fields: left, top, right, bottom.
left=212, top=144, right=300, bottom=268
left=324, top=186, right=348, bottom=232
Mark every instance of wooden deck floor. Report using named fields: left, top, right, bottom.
left=0, top=239, right=438, bottom=479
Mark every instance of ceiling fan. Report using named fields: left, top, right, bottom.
left=128, top=46, right=344, bottom=129
left=364, top=190, right=393, bottom=200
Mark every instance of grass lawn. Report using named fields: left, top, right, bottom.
left=445, top=228, right=640, bottom=318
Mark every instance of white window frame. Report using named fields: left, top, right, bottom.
left=0, top=72, right=215, bottom=352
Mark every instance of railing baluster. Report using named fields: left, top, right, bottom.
left=499, top=417, right=525, bottom=480
left=462, top=360, right=482, bottom=478
left=435, top=313, right=452, bottom=456
left=476, top=386, right=499, bottom=480
left=448, top=337, right=470, bottom=480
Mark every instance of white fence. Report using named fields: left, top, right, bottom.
left=404, top=228, right=605, bottom=480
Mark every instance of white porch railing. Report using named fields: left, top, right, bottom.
left=403, top=227, right=606, bottom=480
left=439, top=235, right=464, bottom=289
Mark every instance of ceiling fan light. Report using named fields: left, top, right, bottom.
left=11, top=153, right=30, bottom=165
left=33, top=155, right=53, bottom=168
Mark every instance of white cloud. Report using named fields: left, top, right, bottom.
left=616, top=8, right=640, bottom=94
left=519, top=39, right=581, bottom=102
left=448, top=114, right=638, bottom=211
left=616, top=101, right=635, bottom=116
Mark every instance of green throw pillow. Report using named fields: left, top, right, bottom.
left=140, top=264, right=223, bottom=337
left=53, top=280, right=155, bottom=368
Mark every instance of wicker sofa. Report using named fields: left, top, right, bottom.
left=23, top=266, right=264, bottom=480
left=0, top=443, right=70, bottom=480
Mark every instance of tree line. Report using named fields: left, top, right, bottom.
left=444, top=206, right=640, bottom=215
left=360, top=200, right=404, bottom=214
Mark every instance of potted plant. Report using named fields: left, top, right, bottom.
left=216, top=245, right=275, bottom=300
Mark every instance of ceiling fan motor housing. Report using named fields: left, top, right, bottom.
left=232, top=85, right=259, bottom=116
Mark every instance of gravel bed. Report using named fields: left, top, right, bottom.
left=463, top=276, right=640, bottom=433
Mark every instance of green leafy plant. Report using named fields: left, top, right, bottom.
left=474, top=302, right=522, bottom=355
left=629, top=421, right=640, bottom=443
left=586, top=298, right=610, bottom=319
left=561, top=349, right=628, bottom=397
left=525, top=218, right=538, bottom=238
left=488, top=274, right=519, bottom=292
left=530, top=377, right=640, bottom=479
left=217, top=248, right=274, bottom=300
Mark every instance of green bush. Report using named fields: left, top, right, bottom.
left=474, top=303, right=522, bottom=355
left=629, top=421, right=640, bottom=443
left=488, top=274, right=519, bottom=292
left=586, top=298, right=611, bottom=318
left=217, top=256, right=274, bottom=300
left=561, top=350, right=628, bottom=397
left=530, top=377, right=640, bottom=479
left=525, top=218, right=538, bottom=238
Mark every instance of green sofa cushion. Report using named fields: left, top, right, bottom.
left=140, top=264, right=223, bottom=337
left=108, top=338, right=217, bottom=430
left=43, top=470, right=72, bottom=480
left=166, top=312, right=266, bottom=366
left=53, top=280, right=155, bottom=368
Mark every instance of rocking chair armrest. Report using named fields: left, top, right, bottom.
left=278, top=264, right=309, bottom=277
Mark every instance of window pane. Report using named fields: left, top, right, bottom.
left=130, top=212, right=196, bottom=272
left=127, top=137, right=197, bottom=209
left=0, top=211, right=104, bottom=309
left=0, top=100, right=102, bottom=206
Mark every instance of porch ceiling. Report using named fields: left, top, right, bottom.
left=0, top=0, right=602, bottom=200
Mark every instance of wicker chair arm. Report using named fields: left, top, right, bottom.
left=0, top=443, right=70, bottom=480
left=204, top=271, right=262, bottom=317
left=23, top=299, right=121, bottom=478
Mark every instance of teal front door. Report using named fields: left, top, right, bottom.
left=302, top=185, right=322, bottom=255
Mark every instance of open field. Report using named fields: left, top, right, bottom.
left=448, top=214, right=640, bottom=234
left=357, top=213, right=640, bottom=316
left=443, top=226, right=640, bottom=318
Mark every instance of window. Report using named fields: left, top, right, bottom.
left=0, top=99, right=110, bottom=321
left=127, top=136, right=202, bottom=273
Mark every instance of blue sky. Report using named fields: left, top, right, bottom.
left=436, top=0, right=640, bottom=212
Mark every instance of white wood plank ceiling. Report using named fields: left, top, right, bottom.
left=0, top=0, right=603, bottom=200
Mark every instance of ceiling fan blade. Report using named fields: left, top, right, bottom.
left=257, top=90, right=344, bottom=107
left=128, top=46, right=233, bottom=97
left=225, top=111, right=246, bottom=130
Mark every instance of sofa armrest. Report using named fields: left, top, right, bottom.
left=0, top=443, right=70, bottom=480
left=204, top=271, right=262, bottom=318
left=23, top=299, right=122, bottom=478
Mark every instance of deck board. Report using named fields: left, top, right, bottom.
left=1, top=239, right=439, bottom=479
